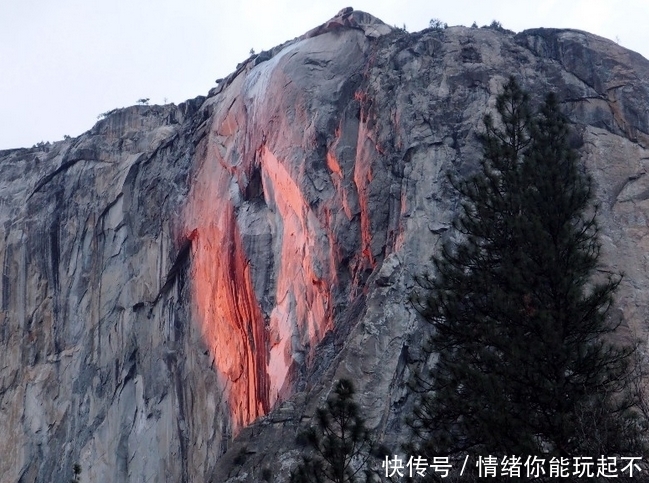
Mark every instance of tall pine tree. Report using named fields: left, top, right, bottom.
left=410, top=78, right=646, bottom=480
left=291, top=379, right=385, bottom=483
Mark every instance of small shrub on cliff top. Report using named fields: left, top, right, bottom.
left=484, top=19, right=505, bottom=31
left=429, top=18, right=447, bottom=30
left=97, top=108, right=119, bottom=119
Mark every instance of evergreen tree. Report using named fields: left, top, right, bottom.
left=409, top=78, right=646, bottom=480
left=291, top=379, right=385, bottom=483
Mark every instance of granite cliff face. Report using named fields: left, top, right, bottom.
left=2, top=9, right=649, bottom=483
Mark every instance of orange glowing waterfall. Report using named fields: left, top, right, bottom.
left=189, top=205, right=269, bottom=430
left=355, top=102, right=378, bottom=272
left=182, top=113, right=270, bottom=431
left=182, top=69, right=367, bottom=431
left=260, top=147, right=335, bottom=407
left=184, top=131, right=337, bottom=431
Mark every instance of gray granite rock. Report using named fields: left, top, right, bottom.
left=1, top=11, right=649, bottom=483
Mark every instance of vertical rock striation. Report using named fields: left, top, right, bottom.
left=183, top=18, right=380, bottom=431
left=1, top=9, right=649, bottom=483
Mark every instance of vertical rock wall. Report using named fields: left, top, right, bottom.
left=2, top=10, right=649, bottom=483
left=208, top=21, right=649, bottom=483
left=183, top=27, right=380, bottom=430
left=0, top=103, right=224, bottom=483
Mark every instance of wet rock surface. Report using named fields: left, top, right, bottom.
left=1, top=10, right=649, bottom=483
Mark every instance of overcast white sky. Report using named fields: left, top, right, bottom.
left=1, top=0, right=647, bottom=150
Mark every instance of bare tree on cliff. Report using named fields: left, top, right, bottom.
left=409, top=78, right=647, bottom=481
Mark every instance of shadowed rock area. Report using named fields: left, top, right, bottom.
left=1, top=9, right=649, bottom=483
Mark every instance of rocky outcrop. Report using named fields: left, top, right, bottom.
left=1, top=10, right=649, bottom=483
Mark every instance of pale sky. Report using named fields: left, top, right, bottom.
left=1, top=0, right=647, bottom=150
